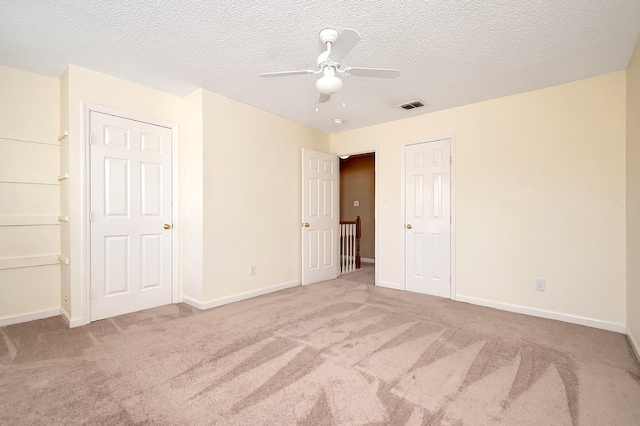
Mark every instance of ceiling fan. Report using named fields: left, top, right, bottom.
left=260, top=28, right=400, bottom=103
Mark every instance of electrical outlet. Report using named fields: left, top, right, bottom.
left=249, top=265, right=256, bottom=276
left=535, top=278, right=546, bottom=291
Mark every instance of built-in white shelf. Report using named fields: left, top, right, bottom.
left=0, top=129, right=59, bottom=146
left=57, top=130, right=68, bottom=141
left=0, top=216, right=59, bottom=226
left=57, top=173, right=69, bottom=181
left=0, top=255, right=60, bottom=270
left=58, top=216, right=69, bottom=222
left=0, top=178, right=59, bottom=186
left=58, top=255, right=70, bottom=265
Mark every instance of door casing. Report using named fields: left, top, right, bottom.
left=82, top=103, right=180, bottom=325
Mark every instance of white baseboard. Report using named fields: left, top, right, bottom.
left=377, top=280, right=403, bottom=291
left=361, top=258, right=375, bottom=264
left=627, top=326, right=640, bottom=361
left=456, top=294, right=626, bottom=333
left=60, top=308, right=84, bottom=328
left=0, top=308, right=60, bottom=327
left=181, top=280, right=301, bottom=311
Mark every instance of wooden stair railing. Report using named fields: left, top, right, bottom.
left=339, top=216, right=361, bottom=273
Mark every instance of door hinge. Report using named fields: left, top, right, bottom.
left=89, top=288, right=93, bottom=299
left=89, top=212, right=96, bottom=222
left=450, top=157, right=452, bottom=165
left=89, top=134, right=96, bottom=145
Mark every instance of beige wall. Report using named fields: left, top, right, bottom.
left=340, top=154, right=375, bottom=259
left=331, top=72, right=627, bottom=327
left=0, top=65, right=60, bottom=323
left=200, top=89, right=329, bottom=302
left=627, top=38, right=640, bottom=354
left=180, top=89, right=204, bottom=301
left=58, top=66, right=329, bottom=321
left=61, top=65, right=183, bottom=324
left=0, top=62, right=633, bottom=334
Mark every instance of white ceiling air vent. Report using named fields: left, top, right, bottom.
left=398, top=100, right=425, bottom=110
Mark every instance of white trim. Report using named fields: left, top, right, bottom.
left=377, top=280, right=403, bottom=291
left=374, top=149, right=378, bottom=286
left=0, top=308, right=60, bottom=327
left=181, top=280, right=301, bottom=311
left=627, top=326, right=640, bottom=361
left=60, top=308, right=84, bottom=328
left=0, top=176, right=60, bottom=186
left=449, top=136, right=457, bottom=300
left=171, top=121, right=180, bottom=304
left=457, top=294, right=626, bottom=333
left=0, top=216, right=59, bottom=226
left=401, top=134, right=456, bottom=297
left=0, top=255, right=60, bottom=270
left=82, top=103, right=179, bottom=325
left=361, top=257, right=375, bottom=263
left=0, top=128, right=58, bottom=145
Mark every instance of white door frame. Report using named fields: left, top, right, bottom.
left=82, top=103, right=179, bottom=324
left=400, top=135, right=456, bottom=300
left=335, top=148, right=379, bottom=287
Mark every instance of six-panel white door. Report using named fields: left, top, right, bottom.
left=302, top=149, right=339, bottom=285
left=90, top=111, right=173, bottom=321
left=405, top=139, right=451, bottom=298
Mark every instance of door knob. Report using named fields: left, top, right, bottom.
left=304, top=223, right=310, bottom=227
left=406, top=224, right=412, bottom=229
left=164, top=224, right=171, bottom=230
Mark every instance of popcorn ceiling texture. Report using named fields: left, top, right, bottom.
left=1, top=1, right=639, bottom=132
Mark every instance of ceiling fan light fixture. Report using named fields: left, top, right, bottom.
left=316, top=67, right=343, bottom=94
left=316, top=75, right=343, bottom=94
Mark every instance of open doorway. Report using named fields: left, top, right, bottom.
left=339, top=152, right=375, bottom=284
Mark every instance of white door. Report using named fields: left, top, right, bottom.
left=302, top=149, right=339, bottom=285
left=90, top=111, right=173, bottom=321
left=405, top=139, right=451, bottom=297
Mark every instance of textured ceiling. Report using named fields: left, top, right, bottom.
left=2, top=1, right=640, bottom=133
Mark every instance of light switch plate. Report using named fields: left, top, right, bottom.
left=354, top=200, right=359, bottom=207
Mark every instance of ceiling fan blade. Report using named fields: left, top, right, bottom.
left=259, top=70, right=315, bottom=77
left=343, top=67, right=400, bottom=78
left=327, top=29, right=361, bottom=64
left=319, top=93, right=331, bottom=103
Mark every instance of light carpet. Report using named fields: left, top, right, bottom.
left=1, top=275, right=639, bottom=425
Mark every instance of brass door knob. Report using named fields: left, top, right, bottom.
left=164, top=224, right=171, bottom=230
left=304, top=223, right=310, bottom=227
left=406, top=224, right=412, bottom=229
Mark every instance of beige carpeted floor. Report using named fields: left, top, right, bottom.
left=1, top=267, right=639, bottom=425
